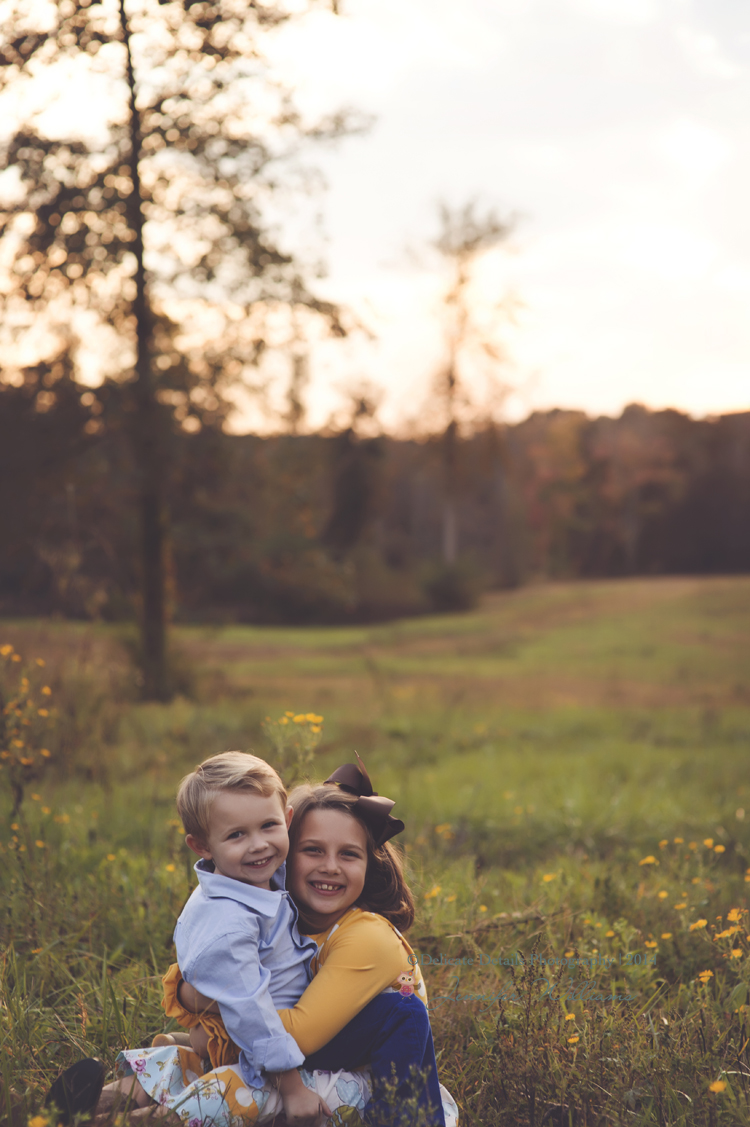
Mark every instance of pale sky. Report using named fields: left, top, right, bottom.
left=260, top=0, right=750, bottom=430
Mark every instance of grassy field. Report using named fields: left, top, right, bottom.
left=2, top=575, right=750, bottom=1125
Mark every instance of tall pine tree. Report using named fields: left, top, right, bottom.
left=0, top=0, right=350, bottom=697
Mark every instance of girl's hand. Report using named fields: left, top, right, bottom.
left=178, top=979, right=220, bottom=1015
left=276, top=1070, right=331, bottom=1127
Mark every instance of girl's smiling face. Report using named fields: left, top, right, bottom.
left=288, top=808, right=368, bottom=931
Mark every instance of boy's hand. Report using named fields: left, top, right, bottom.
left=276, top=1069, right=331, bottom=1127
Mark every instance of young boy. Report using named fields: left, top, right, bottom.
left=115, top=751, right=331, bottom=1126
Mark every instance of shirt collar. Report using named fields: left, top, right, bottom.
left=194, top=858, right=290, bottom=916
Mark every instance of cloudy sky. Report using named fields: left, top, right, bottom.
left=263, top=0, right=750, bottom=429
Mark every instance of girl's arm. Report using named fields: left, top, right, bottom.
left=276, top=917, right=408, bottom=1056
left=177, top=979, right=219, bottom=1015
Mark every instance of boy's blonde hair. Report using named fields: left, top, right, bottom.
left=177, top=751, right=287, bottom=841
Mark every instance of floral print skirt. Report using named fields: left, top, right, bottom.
left=116, top=1045, right=459, bottom=1126
left=117, top=1045, right=370, bottom=1126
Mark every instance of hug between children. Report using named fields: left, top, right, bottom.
left=47, top=750, right=458, bottom=1127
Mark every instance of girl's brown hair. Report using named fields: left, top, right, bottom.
left=287, top=783, right=415, bottom=934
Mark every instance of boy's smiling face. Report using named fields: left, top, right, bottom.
left=186, top=790, right=292, bottom=889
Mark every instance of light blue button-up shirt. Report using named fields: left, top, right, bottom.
left=175, top=859, right=317, bottom=1088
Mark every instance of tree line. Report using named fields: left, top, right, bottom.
left=2, top=373, right=748, bottom=629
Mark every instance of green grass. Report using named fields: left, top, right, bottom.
left=2, top=576, right=750, bottom=1125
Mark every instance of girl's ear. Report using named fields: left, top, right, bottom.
left=285, top=805, right=294, bottom=830
left=186, top=833, right=212, bottom=860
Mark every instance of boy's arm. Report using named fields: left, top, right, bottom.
left=184, top=925, right=305, bottom=1088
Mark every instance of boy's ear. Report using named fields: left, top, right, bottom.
left=186, top=833, right=212, bottom=860
left=285, top=804, right=294, bottom=830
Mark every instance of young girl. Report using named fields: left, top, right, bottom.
left=84, top=758, right=457, bottom=1126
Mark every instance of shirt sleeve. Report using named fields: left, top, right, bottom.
left=276, top=916, right=407, bottom=1056
left=184, top=923, right=304, bottom=1087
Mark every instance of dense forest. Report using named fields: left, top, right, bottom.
left=1, top=369, right=748, bottom=624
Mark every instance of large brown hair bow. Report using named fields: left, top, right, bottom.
left=324, top=753, right=405, bottom=848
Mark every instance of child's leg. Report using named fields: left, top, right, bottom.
left=303, top=992, right=446, bottom=1127
left=99, top=1074, right=154, bottom=1110
left=152, top=1031, right=193, bottom=1048
left=189, top=1023, right=210, bottom=1057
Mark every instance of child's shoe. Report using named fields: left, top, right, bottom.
left=45, top=1058, right=105, bottom=1124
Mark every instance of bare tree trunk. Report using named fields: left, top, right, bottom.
left=442, top=411, right=458, bottom=566
left=120, top=0, right=168, bottom=699
left=442, top=500, right=457, bottom=565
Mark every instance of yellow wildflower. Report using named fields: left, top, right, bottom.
left=661, top=933, right=672, bottom=939
left=690, top=919, right=708, bottom=931
left=714, top=844, right=725, bottom=853
left=727, top=909, right=742, bottom=922
left=645, top=940, right=657, bottom=948
left=674, top=837, right=684, bottom=844
left=658, top=891, right=668, bottom=899
left=542, top=873, right=557, bottom=882
left=567, top=1035, right=579, bottom=1044
left=658, top=839, right=668, bottom=848
left=704, top=838, right=714, bottom=848
left=709, top=1081, right=726, bottom=1093
left=424, top=885, right=441, bottom=900
left=166, top=864, right=176, bottom=873
left=639, top=855, right=657, bottom=865
left=565, top=1013, right=575, bottom=1021
left=674, top=903, right=687, bottom=910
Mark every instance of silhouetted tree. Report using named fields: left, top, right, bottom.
left=430, top=201, right=515, bottom=564
left=0, top=0, right=352, bottom=695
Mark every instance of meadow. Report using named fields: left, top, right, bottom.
left=2, top=575, right=750, bottom=1126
